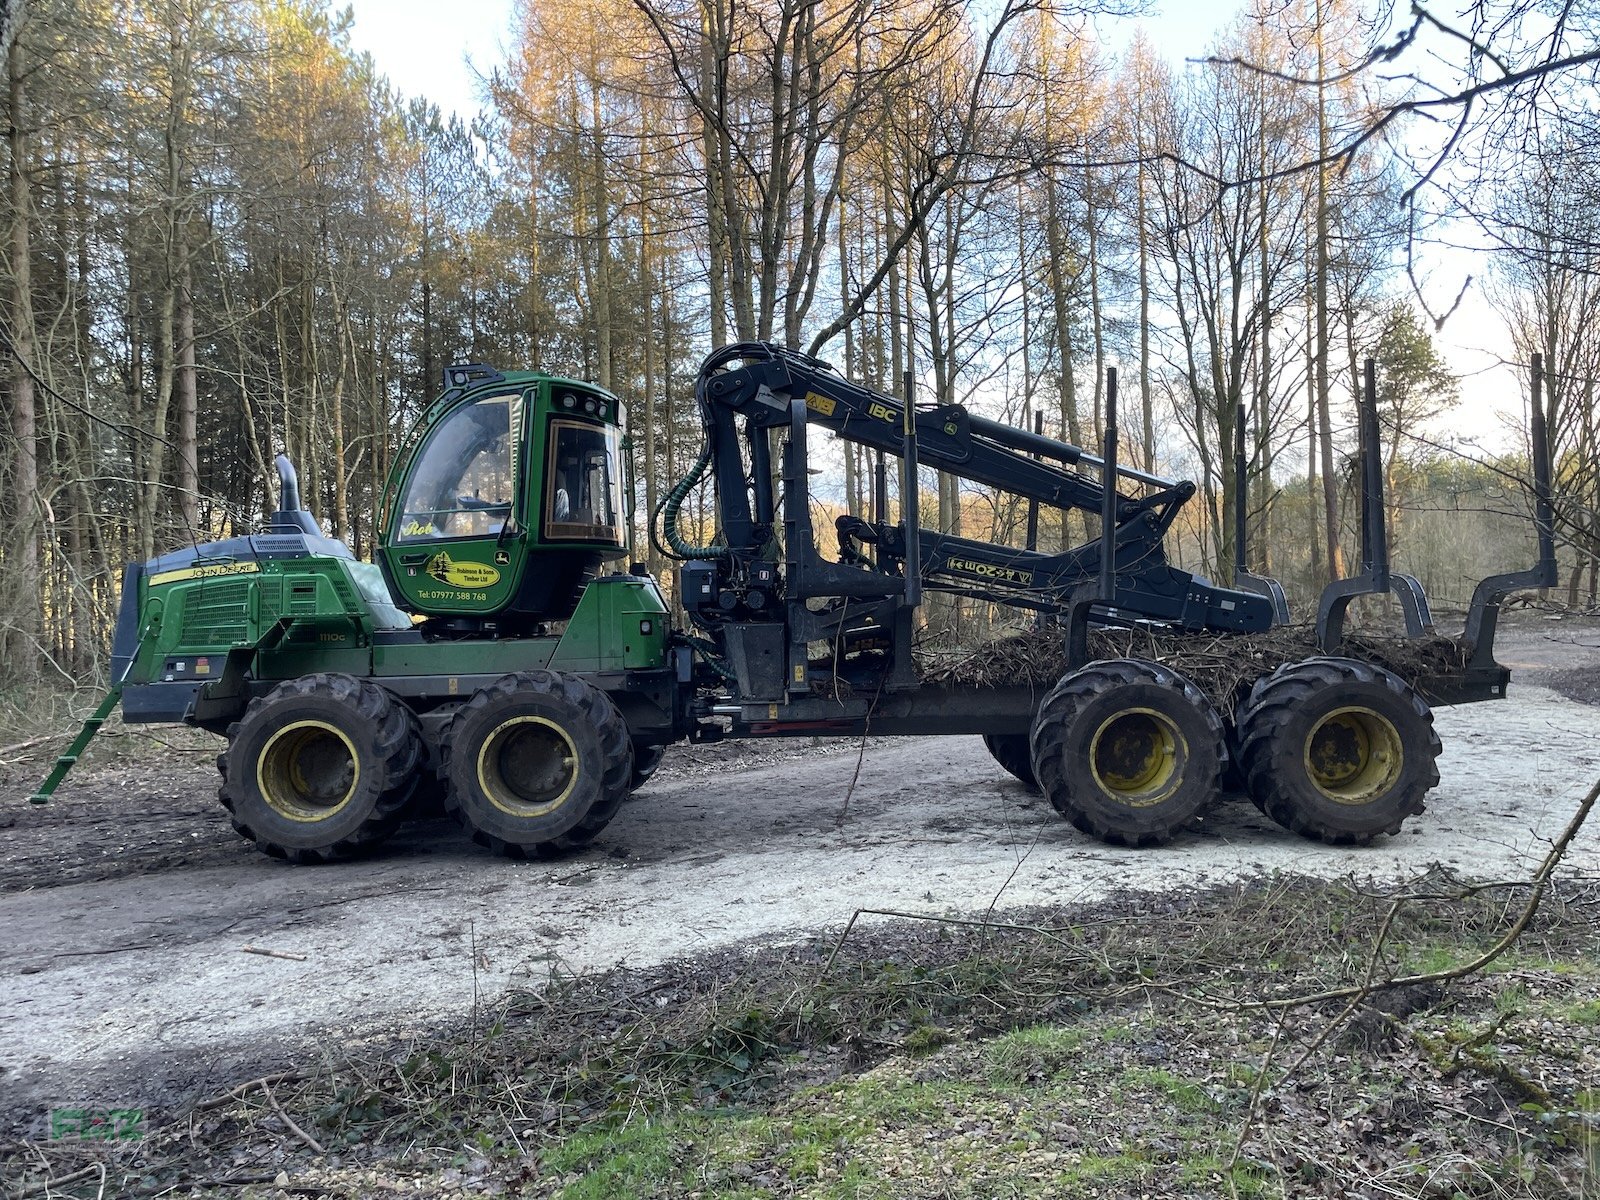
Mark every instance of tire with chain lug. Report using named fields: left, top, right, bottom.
left=441, top=671, right=632, bottom=856
left=1029, top=658, right=1227, bottom=847
left=629, top=742, right=666, bottom=793
left=1235, top=656, right=1440, bottom=844
left=982, top=733, right=1039, bottom=791
left=217, top=674, right=421, bottom=863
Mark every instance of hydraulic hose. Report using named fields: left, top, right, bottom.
left=652, top=342, right=795, bottom=563
left=651, top=439, right=728, bottom=562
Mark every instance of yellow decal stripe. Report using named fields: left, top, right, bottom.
left=149, top=561, right=261, bottom=587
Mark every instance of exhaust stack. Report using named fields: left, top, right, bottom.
left=268, top=454, right=321, bottom=536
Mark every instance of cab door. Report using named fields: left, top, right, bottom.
left=381, top=387, right=532, bottom=617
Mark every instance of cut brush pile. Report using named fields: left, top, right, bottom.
left=916, top=624, right=1469, bottom=713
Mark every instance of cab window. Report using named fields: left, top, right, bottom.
left=544, top=419, right=623, bottom=544
left=397, top=393, right=520, bottom=541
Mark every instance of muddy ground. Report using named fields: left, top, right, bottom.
left=2, top=617, right=1597, bottom=1139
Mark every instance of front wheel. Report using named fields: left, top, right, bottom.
left=442, top=671, right=632, bottom=856
left=218, top=674, right=421, bottom=863
left=1030, top=659, right=1227, bottom=847
left=1235, top=657, right=1440, bottom=844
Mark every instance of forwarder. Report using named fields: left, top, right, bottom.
left=29, top=346, right=1557, bottom=861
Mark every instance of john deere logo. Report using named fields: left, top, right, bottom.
left=424, top=553, right=500, bottom=589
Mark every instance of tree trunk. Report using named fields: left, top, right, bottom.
left=590, top=77, right=612, bottom=389
left=176, top=233, right=199, bottom=533
left=1314, top=2, right=1343, bottom=582
left=7, top=24, right=39, bottom=669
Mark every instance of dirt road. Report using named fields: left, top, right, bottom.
left=3, top=620, right=1597, bottom=1134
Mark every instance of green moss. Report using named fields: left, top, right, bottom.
left=902, top=1023, right=952, bottom=1055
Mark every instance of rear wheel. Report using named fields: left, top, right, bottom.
left=442, top=671, right=632, bottom=856
left=1236, top=657, right=1440, bottom=844
left=1030, top=659, right=1226, bottom=847
left=218, top=674, right=420, bottom=863
left=982, top=733, right=1038, bottom=791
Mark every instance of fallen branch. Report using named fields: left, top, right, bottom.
left=262, top=1083, right=324, bottom=1156
left=1249, top=772, right=1600, bottom=1013
left=196, top=1071, right=305, bottom=1110
left=14, top=1163, right=104, bottom=1198
left=1222, top=772, right=1600, bottom=1166
left=240, top=945, right=308, bottom=962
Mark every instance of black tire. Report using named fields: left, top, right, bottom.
left=218, top=674, right=421, bottom=863
left=982, top=733, right=1039, bottom=791
left=1218, top=721, right=1248, bottom=800
left=1235, top=656, right=1440, bottom=844
left=630, top=742, right=666, bottom=793
left=441, top=671, right=632, bottom=856
left=1029, top=659, right=1227, bottom=847
left=407, top=771, right=448, bottom=819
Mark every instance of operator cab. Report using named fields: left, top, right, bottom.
left=378, top=365, right=627, bottom=630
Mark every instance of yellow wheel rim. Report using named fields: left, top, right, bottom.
left=1303, top=706, right=1404, bottom=805
left=256, top=720, right=359, bottom=822
left=1088, top=707, right=1188, bottom=808
left=477, top=715, right=580, bottom=817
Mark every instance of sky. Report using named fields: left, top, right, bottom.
left=341, top=0, right=1524, bottom=451
left=342, top=0, right=511, bottom=121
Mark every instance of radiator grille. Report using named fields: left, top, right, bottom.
left=180, top=579, right=253, bottom=646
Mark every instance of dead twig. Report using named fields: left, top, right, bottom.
left=14, top=1163, right=103, bottom=1198
left=240, top=945, right=308, bottom=962
left=196, top=1071, right=305, bottom=1110
left=261, top=1082, right=324, bottom=1156
left=1219, top=773, right=1600, bottom=1169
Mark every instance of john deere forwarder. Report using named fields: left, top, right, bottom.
left=30, top=344, right=1558, bottom=861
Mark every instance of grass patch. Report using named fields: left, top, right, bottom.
left=1119, top=1066, right=1228, bottom=1115
left=984, top=1023, right=1091, bottom=1084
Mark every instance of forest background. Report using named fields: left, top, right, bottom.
left=2, top=0, right=1598, bottom=691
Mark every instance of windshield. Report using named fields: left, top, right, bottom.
left=396, top=393, right=521, bottom=541
left=544, top=419, right=624, bottom=545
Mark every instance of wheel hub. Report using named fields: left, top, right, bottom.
left=478, top=716, right=579, bottom=817
left=1304, top=707, right=1404, bottom=804
left=1089, top=708, right=1187, bottom=807
left=257, top=721, right=359, bottom=822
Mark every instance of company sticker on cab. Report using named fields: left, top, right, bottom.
left=424, top=553, right=500, bottom=589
